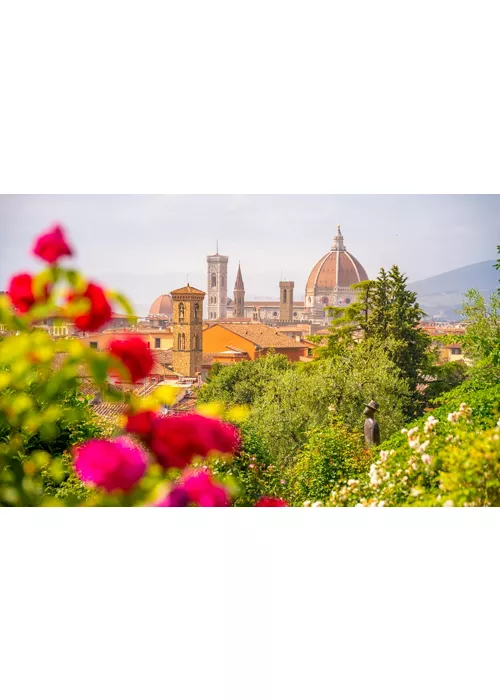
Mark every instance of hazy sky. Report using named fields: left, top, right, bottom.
left=1, top=195, right=498, bottom=313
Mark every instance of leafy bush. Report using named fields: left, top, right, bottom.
left=283, top=415, right=367, bottom=506
left=325, top=379, right=500, bottom=507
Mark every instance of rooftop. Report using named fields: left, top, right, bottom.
left=214, top=323, right=308, bottom=349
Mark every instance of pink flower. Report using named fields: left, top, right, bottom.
left=32, top=224, right=73, bottom=264
left=155, top=469, right=230, bottom=507
left=74, top=437, right=148, bottom=492
left=149, top=413, right=239, bottom=470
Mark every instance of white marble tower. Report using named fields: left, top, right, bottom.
left=207, top=245, right=228, bottom=320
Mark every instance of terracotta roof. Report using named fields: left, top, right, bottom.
left=153, top=349, right=173, bottom=366
left=149, top=294, right=173, bottom=316
left=214, top=323, right=308, bottom=349
left=92, top=402, right=128, bottom=418
left=170, top=285, right=206, bottom=296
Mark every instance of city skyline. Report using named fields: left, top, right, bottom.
left=1, top=195, right=498, bottom=314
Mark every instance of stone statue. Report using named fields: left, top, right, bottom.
left=363, top=400, right=380, bottom=447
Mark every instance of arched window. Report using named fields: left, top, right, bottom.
left=222, top=275, right=226, bottom=287
left=283, top=289, right=287, bottom=304
left=179, top=302, right=185, bottom=322
left=194, top=303, right=199, bottom=319
left=177, top=334, right=182, bottom=351
left=211, top=273, right=217, bottom=288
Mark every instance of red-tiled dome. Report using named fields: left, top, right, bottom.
left=149, top=294, right=173, bottom=317
left=306, top=226, right=368, bottom=292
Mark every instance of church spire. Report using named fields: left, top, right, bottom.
left=234, top=262, right=245, bottom=291
left=332, top=224, right=346, bottom=252
left=234, top=262, right=245, bottom=317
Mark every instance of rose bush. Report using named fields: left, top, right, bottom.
left=0, top=225, right=253, bottom=507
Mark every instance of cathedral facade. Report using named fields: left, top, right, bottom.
left=215, top=225, right=368, bottom=324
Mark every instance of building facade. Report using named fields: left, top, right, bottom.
left=207, top=251, right=228, bottom=320
left=171, top=285, right=206, bottom=377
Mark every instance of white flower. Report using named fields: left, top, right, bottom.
left=424, top=415, right=439, bottom=433
left=369, top=464, right=381, bottom=487
left=497, top=418, right=500, bottom=428
left=448, top=412, right=459, bottom=423
left=417, top=440, right=430, bottom=454
left=347, top=479, right=359, bottom=486
left=311, top=501, right=322, bottom=508
left=409, top=438, right=420, bottom=450
left=401, top=428, right=408, bottom=434
left=379, top=450, right=389, bottom=463
left=410, top=488, right=422, bottom=497
left=408, top=427, right=419, bottom=438
left=443, top=500, right=454, bottom=507
left=378, top=501, right=386, bottom=507
left=303, top=500, right=311, bottom=507
left=421, top=454, right=432, bottom=466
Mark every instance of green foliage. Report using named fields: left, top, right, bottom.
left=317, top=266, right=432, bottom=416
left=284, top=415, right=366, bottom=506
left=423, top=360, right=469, bottom=403
left=210, top=423, right=285, bottom=506
left=460, top=287, right=500, bottom=367
left=197, top=351, right=290, bottom=406
left=246, top=342, right=410, bottom=467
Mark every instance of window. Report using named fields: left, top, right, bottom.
left=194, top=333, right=201, bottom=350
left=177, top=333, right=186, bottom=351
left=211, top=273, right=217, bottom=288
left=155, top=337, right=161, bottom=349
left=283, top=289, right=287, bottom=304
left=293, top=312, right=297, bottom=317
left=179, top=302, right=185, bottom=322
left=194, top=303, right=199, bottom=319
left=451, top=347, right=462, bottom=355
left=273, top=312, right=278, bottom=317
left=90, top=341, right=98, bottom=349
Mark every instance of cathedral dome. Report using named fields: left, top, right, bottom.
left=149, top=294, right=173, bottom=317
left=305, top=226, right=368, bottom=313
left=306, top=226, right=368, bottom=290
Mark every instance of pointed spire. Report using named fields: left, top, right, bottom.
left=234, top=262, right=245, bottom=291
left=332, top=224, right=346, bottom=252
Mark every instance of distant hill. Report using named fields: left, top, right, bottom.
left=409, top=260, right=498, bottom=320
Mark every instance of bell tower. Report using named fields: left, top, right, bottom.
left=207, top=245, right=228, bottom=320
left=234, top=263, right=245, bottom=318
left=171, top=285, right=206, bottom=378
left=279, top=280, right=294, bottom=322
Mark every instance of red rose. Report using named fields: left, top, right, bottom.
left=7, top=272, right=50, bottom=313
left=32, top=224, right=73, bottom=264
left=109, top=336, right=154, bottom=383
left=68, top=282, right=112, bottom=332
left=255, top=497, right=288, bottom=507
left=125, top=410, right=157, bottom=439
left=149, top=413, right=239, bottom=470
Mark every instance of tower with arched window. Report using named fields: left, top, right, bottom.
left=171, top=285, right=206, bottom=377
left=279, top=280, right=294, bottom=322
left=206, top=249, right=228, bottom=320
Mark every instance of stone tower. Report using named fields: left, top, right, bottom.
left=279, top=280, right=294, bottom=322
left=234, top=263, right=245, bottom=318
left=171, top=285, right=206, bottom=378
left=207, top=247, right=228, bottom=320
